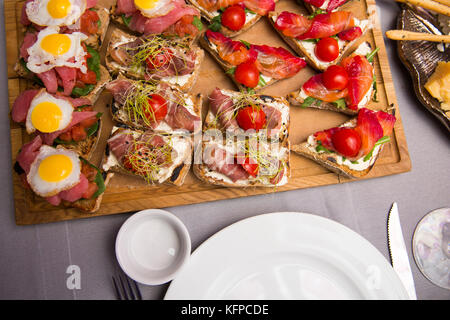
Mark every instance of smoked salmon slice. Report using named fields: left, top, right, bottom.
left=341, top=55, right=373, bottom=110
left=196, top=0, right=275, bottom=16
left=302, top=74, right=348, bottom=102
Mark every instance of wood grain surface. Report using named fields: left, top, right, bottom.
left=5, top=0, right=411, bottom=225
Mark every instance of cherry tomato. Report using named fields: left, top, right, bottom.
left=146, top=48, right=173, bottom=70
left=234, top=61, right=260, bottom=88
left=331, top=128, right=362, bottom=158
left=144, top=94, right=168, bottom=123
left=80, top=10, right=99, bottom=35
left=221, top=5, right=246, bottom=31
left=71, top=124, right=88, bottom=142
left=82, top=182, right=99, bottom=199
left=315, top=37, right=339, bottom=62
left=322, top=65, right=349, bottom=91
left=240, top=157, right=259, bottom=177
left=236, top=105, right=266, bottom=130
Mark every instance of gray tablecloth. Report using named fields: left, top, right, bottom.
left=0, top=0, right=449, bottom=300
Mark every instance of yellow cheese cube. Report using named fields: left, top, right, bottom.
left=425, top=61, right=450, bottom=111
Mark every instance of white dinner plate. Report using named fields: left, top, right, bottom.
left=165, top=212, right=409, bottom=300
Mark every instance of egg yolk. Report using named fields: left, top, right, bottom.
left=47, top=0, right=71, bottom=19
left=40, top=33, right=72, bottom=56
left=31, top=101, right=63, bottom=133
left=38, top=154, right=73, bottom=182
left=134, top=0, right=158, bottom=10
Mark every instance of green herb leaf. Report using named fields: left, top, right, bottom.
left=86, top=120, right=99, bottom=137
left=192, top=16, right=203, bottom=31
left=332, top=98, right=347, bottom=109
left=122, top=14, right=132, bottom=27
left=302, top=38, right=319, bottom=43
left=97, top=19, right=101, bottom=29
left=53, top=138, right=77, bottom=145
left=351, top=160, right=359, bottom=164
left=226, top=67, right=236, bottom=75
left=240, top=40, right=251, bottom=49
left=258, top=74, right=267, bottom=87
left=244, top=7, right=256, bottom=14
left=315, top=141, right=334, bottom=153
left=308, top=9, right=324, bottom=19
left=19, top=58, right=31, bottom=74
left=363, top=136, right=390, bottom=162
left=366, top=47, right=380, bottom=63
left=79, top=157, right=106, bottom=199
left=72, top=84, right=95, bottom=97
left=247, top=87, right=255, bottom=94
left=86, top=45, right=101, bottom=80
left=208, top=15, right=222, bottom=32
left=301, top=96, right=318, bottom=108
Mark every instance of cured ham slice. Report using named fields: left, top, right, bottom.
left=303, top=74, right=348, bottom=102
left=274, top=11, right=356, bottom=40
left=203, top=144, right=249, bottom=182
left=209, top=87, right=239, bottom=129
left=341, top=55, right=373, bottom=110
left=107, top=130, right=134, bottom=161
left=16, top=136, right=43, bottom=174
left=36, top=69, right=58, bottom=94
left=55, top=66, right=77, bottom=96
left=19, top=32, right=37, bottom=60
left=11, top=89, right=40, bottom=123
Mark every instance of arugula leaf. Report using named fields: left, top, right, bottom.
left=300, top=96, right=318, bottom=108
left=307, top=9, right=324, bottom=19
left=53, top=138, right=77, bottom=145
left=72, top=84, right=95, bottom=97
left=192, top=16, right=203, bottom=31
left=86, top=118, right=101, bottom=137
left=302, top=38, right=319, bottom=43
left=351, top=160, right=359, bottom=164
left=208, top=15, right=222, bottom=32
left=121, top=14, right=132, bottom=27
left=315, top=141, right=334, bottom=154
left=226, top=67, right=236, bottom=75
left=86, top=45, right=101, bottom=80
left=247, top=88, right=255, bottom=94
left=332, top=98, right=347, bottom=109
left=19, top=58, right=31, bottom=74
left=97, top=19, right=101, bottom=29
left=240, top=40, right=251, bottom=49
left=363, top=136, right=390, bottom=162
left=366, top=47, right=380, bottom=63
left=244, top=8, right=256, bottom=14
left=80, top=158, right=106, bottom=199
left=258, top=74, right=267, bottom=87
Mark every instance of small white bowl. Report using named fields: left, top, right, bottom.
left=115, top=209, right=191, bottom=285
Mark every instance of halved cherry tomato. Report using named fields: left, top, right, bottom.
left=71, top=124, right=87, bottom=142
left=221, top=5, right=246, bottom=31
left=234, top=61, right=260, bottom=88
left=322, top=65, right=349, bottom=91
left=331, top=128, right=362, bottom=158
left=81, top=163, right=98, bottom=181
left=236, top=105, right=266, bottom=130
left=80, top=10, right=100, bottom=35
left=79, top=115, right=98, bottom=129
left=146, top=49, right=173, bottom=70
left=315, top=37, right=339, bottom=62
left=58, top=131, right=72, bottom=142
left=240, top=156, right=259, bottom=177
left=82, top=182, right=99, bottom=199
left=143, top=94, right=168, bottom=123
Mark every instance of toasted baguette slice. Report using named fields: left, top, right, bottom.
left=288, top=41, right=375, bottom=115
left=199, top=32, right=279, bottom=92
left=193, top=137, right=290, bottom=187
left=83, top=5, right=111, bottom=50
left=204, top=88, right=290, bottom=143
left=291, top=118, right=384, bottom=178
left=185, top=0, right=263, bottom=37
left=105, top=28, right=204, bottom=92
left=14, top=63, right=111, bottom=105
left=108, top=75, right=202, bottom=134
left=268, top=11, right=372, bottom=71
left=102, top=126, right=193, bottom=186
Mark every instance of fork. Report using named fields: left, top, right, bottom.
left=112, top=273, right=143, bottom=300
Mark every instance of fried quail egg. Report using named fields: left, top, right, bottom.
left=26, top=26, right=88, bottom=74
left=25, top=90, right=74, bottom=134
left=133, top=0, right=174, bottom=18
left=27, top=146, right=81, bottom=197
left=26, top=0, right=87, bottom=27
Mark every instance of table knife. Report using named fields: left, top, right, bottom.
left=387, top=202, right=417, bottom=300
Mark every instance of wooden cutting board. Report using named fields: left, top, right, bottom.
left=6, top=0, right=411, bottom=225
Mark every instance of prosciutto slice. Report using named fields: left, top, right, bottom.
left=19, top=32, right=37, bottom=60
left=203, top=144, right=249, bottom=182
left=36, top=69, right=58, bottom=94
left=107, top=129, right=134, bottom=161
left=16, top=136, right=43, bottom=174
left=55, top=66, right=77, bottom=96
left=11, top=89, right=40, bottom=123
left=209, top=88, right=239, bottom=130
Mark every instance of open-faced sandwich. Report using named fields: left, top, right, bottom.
left=193, top=135, right=290, bottom=187
left=291, top=108, right=396, bottom=178
left=11, top=88, right=102, bottom=158
left=111, top=0, right=203, bottom=38
left=106, top=76, right=202, bottom=134
left=188, top=0, right=276, bottom=37
left=20, top=0, right=110, bottom=49
left=269, top=10, right=372, bottom=71
left=105, top=28, right=204, bottom=92
left=201, top=30, right=306, bottom=92
left=302, top=0, right=351, bottom=14
left=16, top=26, right=110, bottom=104
left=102, top=126, right=193, bottom=186
left=14, top=135, right=111, bottom=212
left=289, top=42, right=378, bottom=114
left=205, top=88, right=290, bottom=142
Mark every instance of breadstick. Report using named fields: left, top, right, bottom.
left=396, top=0, right=450, bottom=16
left=432, top=0, right=450, bottom=7
left=386, top=30, right=450, bottom=42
